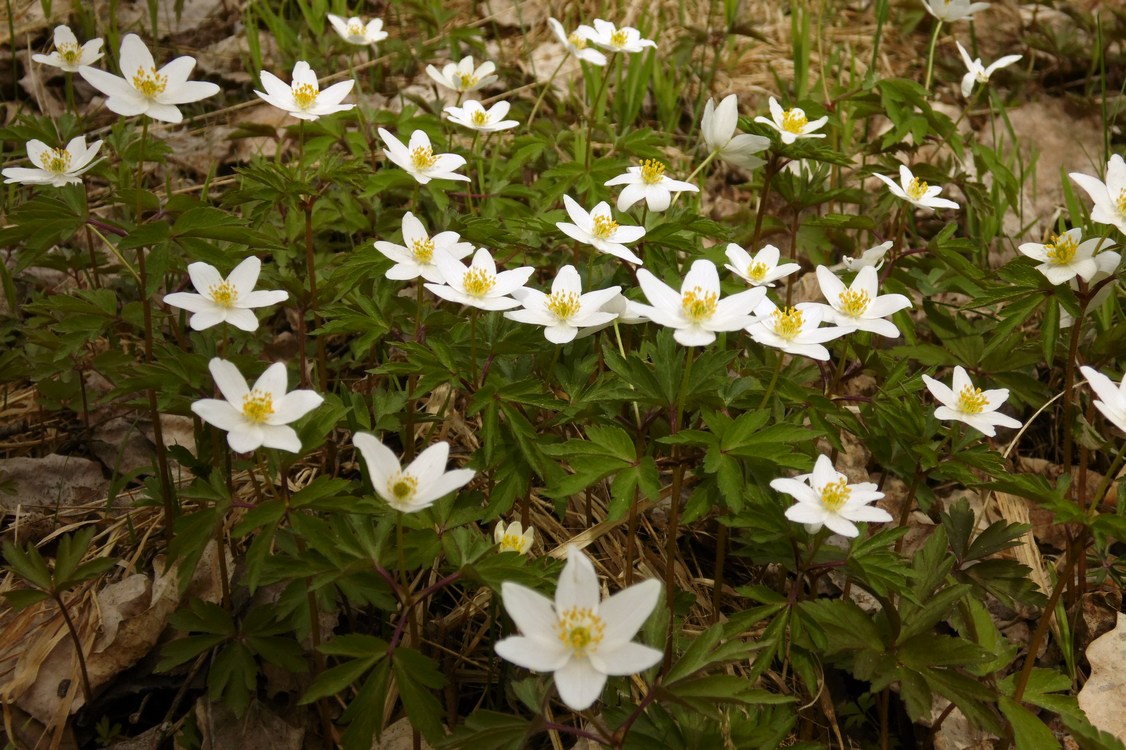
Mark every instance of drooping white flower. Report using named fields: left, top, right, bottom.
left=772, top=454, right=891, bottom=537
left=495, top=520, right=535, bottom=554
left=425, top=56, right=497, bottom=93
left=723, top=243, right=801, bottom=288
left=874, top=164, right=960, bottom=211
left=753, top=97, right=828, bottom=145
left=922, top=0, right=990, bottom=23
left=700, top=95, right=770, bottom=169
left=374, top=211, right=473, bottom=283
left=378, top=128, right=470, bottom=184
left=32, top=25, right=103, bottom=72
left=444, top=100, right=519, bottom=132
left=1017, top=228, right=1109, bottom=285
left=78, top=34, right=219, bottom=123
left=191, top=359, right=322, bottom=453
left=556, top=195, right=646, bottom=264
left=746, top=299, right=853, bottom=361
left=635, top=260, right=765, bottom=347
left=576, top=19, right=656, bottom=54
left=921, top=366, right=1021, bottom=437
left=504, top=265, right=620, bottom=343
left=254, top=61, right=354, bottom=121
left=163, top=257, right=288, bottom=332
left=425, top=247, right=534, bottom=311
left=815, top=265, right=912, bottom=338
left=842, top=241, right=893, bottom=271
left=326, top=14, right=388, bottom=46
left=604, top=159, right=698, bottom=212
left=548, top=18, right=608, bottom=66
left=2, top=136, right=102, bottom=187
left=1069, top=155, right=1126, bottom=237
left=353, top=433, right=475, bottom=514
left=955, top=41, right=1021, bottom=98
left=495, top=547, right=662, bottom=711
left=1079, top=366, right=1126, bottom=434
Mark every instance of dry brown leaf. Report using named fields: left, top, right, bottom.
left=1077, top=612, right=1126, bottom=741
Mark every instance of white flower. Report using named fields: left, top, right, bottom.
left=772, top=454, right=891, bottom=537
left=353, top=434, right=475, bottom=513
left=327, top=14, right=388, bottom=46
left=374, top=211, right=473, bottom=283
left=874, top=164, right=960, bottom=211
left=32, top=25, right=103, bottom=72
left=78, top=34, right=219, bottom=124
left=505, top=265, right=620, bottom=343
left=425, top=55, right=497, bottom=93
left=922, top=0, right=990, bottom=23
left=842, top=241, right=893, bottom=271
left=921, top=366, right=1021, bottom=437
left=378, top=128, right=470, bottom=184
left=635, top=260, right=765, bottom=347
left=495, top=520, right=535, bottom=554
left=191, top=359, right=322, bottom=453
left=495, top=547, right=662, bottom=712
left=753, top=97, right=828, bottom=145
left=425, top=247, right=533, bottom=311
left=1079, top=366, right=1126, bottom=434
left=556, top=195, right=646, bottom=264
left=700, top=95, right=770, bottom=169
left=444, top=100, right=519, bottom=132
left=1017, top=228, right=1109, bottom=285
left=548, top=18, right=608, bottom=66
left=604, top=159, right=698, bottom=212
left=724, top=243, right=801, bottom=287
left=1069, top=155, right=1126, bottom=236
left=2, top=136, right=102, bottom=187
left=576, top=19, right=656, bottom=54
left=254, top=61, right=353, bottom=121
left=815, top=265, right=912, bottom=338
left=746, top=299, right=852, bottom=361
left=955, top=41, right=1021, bottom=98
left=163, top=257, right=288, bottom=332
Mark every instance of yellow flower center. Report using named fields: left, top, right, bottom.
left=41, top=147, right=72, bottom=174
left=292, top=82, right=318, bottom=110
left=1117, top=189, right=1126, bottom=218
left=410, top=238, right=435, bottom=263
left=454, top=72, right=479, bottom=90
left=58, top=42, right=82, bottom=66
left=906, top=177, right=929, bottom=201
left=681, top=287, right=717, bottom=322
left=640, top=159, right=666, bottom=185
left=546, top=290, right=581, bottom=321
left=1044, top=234, right=1078, bottom=265
left=567, top=33, right=587, bottom=49
left=241, top=390, right=274, bottom=423
left=470, top=109, right=490, bottom=127
left=781, top=108, right=808, bottom=134
left=591, top=214, right=618, bottom=240
left=820, top=477, right=851, bottom=512
left=556, top=606, right=606, bottom=657
left=410, top=145, right=437, bottom=170
left=131, top=66, right=167, bottom=99
left=957, top=385, right=988, bottom=414
left=462, top=267, right=496, bottom=297
left=347, top=20, right=364, bottom=37
left=838, top=288, right=871, bottom=317
left=499, top=532, right=528, bottom=553
left=208, top=281, right=238, bottom=308
left=388, top=473, right=418, bottom=504
left=746, top=261, right=768, bottom=282
left=610, top=29, right=629, bottom=48
left=771, top=306, right=804, bottom=340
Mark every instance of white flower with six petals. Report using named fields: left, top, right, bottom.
left=548, top=18, right=608, bottom=66
left=754, top=97, right=828, bottom=145
left=426, top=247, right=534, bottom=311
left=444, top=100, right=519, bottom=132
left=495, top=520, right=535, bottom=554
left=254, top=61, right=354, bottom=120
left=874, top=164, right=960, bottom=211
left=379, top=128, right=470, bottom=184
left=1017, top=227, right=1110, bottom=285
left=636, top=260, right=765, bottom=347
left=425, top=56, right=497, bottom=93
left=746, top=299, right=852, bottom=361
left=772, top=454, right=891, bottom=537
left=326, top=14, right=388, bottom=46
left=814, top=265, right=912, bottom=338
left=921, top=366, right=1021, bottom=437
left=576, top=19, right=656, bottom=54
left=163, top=257, right=288, bottom=331
left=504, top=265, right=621, bottom=343
left=724, top=243, right=801, bottom=287
left=374, top=211, right=473, bottom=283
left=33, top=25, right=103, bottom=72
left=556, top=195, right=646, bottom=264
left=604, top=160, right=698, bottom=212
left=2, top=136, right=102, bottom=187
left=353, top=433, right=475, bottom=513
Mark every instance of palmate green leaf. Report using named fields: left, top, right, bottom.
left=661, top=675, right=793, bottom=717
left=1062, top=713, right=1126, bottom=750
left=302, top=652, right=385, bottom=705
left=209, top=642, right=257, bottom=718
left=800, top=598, right=887, bottom=655
left=392, top=648, right=446, bottom=743
left=1000, top=696, right=1058, bottom=750
left=897, top=633, right=992, bottom=670
left=437, top=710, right=530, bottom=750
left=156, top=633, right=228, bottom=671
left=2, top=589, right=52, bottom=610
left=2, top=540, right=54, bottom=591
left=340, top=658, right=392, bottom=750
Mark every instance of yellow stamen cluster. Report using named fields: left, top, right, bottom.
left=292, top=82, right=318, bottom=110
left=640, top=159, right=666, bottom=185
left=820, top=477, right=851, bottom=512
left=410, top=238, right=435, bottom=264
left=906, top=177, right=930, bottom=201
left=462, top=267, right=496, bottom=297
left=1117, top=189, right=1126, bottom=218
left=41, top=148, right=72, bottom=174
left=781, top=108, right=808, bottom=134
left=410, top=145, right=437, bottom=170
left=610, top=29, right=629, bottom=48
left=498, top=532, right=528, bottom=553
left=746, top=261, right=768, bottom=282
left=347, top=20, right=364, bottom=37
left=241, top=390, right=274, bottom=423
left=556, top=606, right=606, bottom=656
left=389, top=474, right=419, bottom=503
left=470, top=109, right=490, bottom=127
left=567, top=33, right=588, bottom=49
left=58, top=42, right=82, bottom=66
left=771, top=306, right=804, bottom=339
left=957, top=385, right=988, bottom=414
left=681, top=287, right=717, bottom=322
left=455, top=73, right=479, bottom=90
left=131, top=66, right=168, bottom=98
left=837, top=288, right=871, bottom=317
left=591, top=214, right=618, bottom=240
left=208, top=281, right=238, bottom=308
left=546, top=291, right=581, bottom=321
left=1044, top=234, right=1078, bottom=265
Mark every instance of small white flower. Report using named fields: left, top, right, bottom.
left=1017, top=228, right=1109, bottom=285
left=353, top=433, right=475, bottom=514
left=2, top=136, right=102, bottom=187
left=1079, top=366, right=1126, bottom=434
left=724, top=243, right=801, bottom=287
left=327, top=14, right=388, bottom=46
left=746, top=299, right=852, bottom=361
left=374, top=211, right=473, bottom=283
left=815, top=265, right=912, bottom=338
left=425, top=55, right=497, bottom=93
left=191, top=359, right=322, bottom=453
left=842, top=241, right=893, bottom=271
left=921, top=366, right=1021, bottom=437
left=254, top=61, right=353, bottom=121
left=922, top=0, right=990, bottom=23
left=1069, top=155, right=1126, bottom=237
left=495, top=547, right=662, bottom=712
left=635, top=260, right=765, bottom=347
left=754, top=97, right=828, bottom=145
left=548, top=18, right=608, bottom=66
left=378, top=128, right=469, bottom=184
left=604, top=159, right=698, bottom=212
left=495, top=520, right=535, bottom=554
left=874, top=164, right=960, bottom=211
left=505, top=265, right=620, bottom=344
left=444, top=100, right=519, bottom=132
left=32, top=25, right=103, bottom=72
left=78, top=33, right=219, bottom=124
left=426, top=247, right=534, bottom=311
left=955, top=41, right=1021, bottom=98
left=556, top=195, right=646, bottom=264
left=576, top=19, right=656, bottom=54
left=700, top=95, right=770, bottom=169
left=163, top=257, right=288, bottom=332
left=772, top=454, right=891, bottom=538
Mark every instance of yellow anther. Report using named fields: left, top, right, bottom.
left=837, top=288, right=871, bottom=317
left=389, top=474, right=418, bottom=502
left=292, top=82, right=318, bottom=110
left=610, top=29, right=629, bottom=48
left=746, top=261, right=768, bottom=282
left=591, top=214, right=618, bottom=240
left=1044, top=234, right=1078, bottom=265
left=1117, top=189, right=1126, bottom=218
left=208, top=281, right=238, bottom=307
left=781, top=108, right=808, bottom=134
left=410, top=145, right=437, bottom=170
left=499, top=532, right=527, bottom=553
left=957, top=385, right=988, bottom=414
left=41, top=147, right=72, bottom=174
left=410, top=238, right=435, bottom=263
left=555, top=606, right=606, bottom=656
left=58, top=42, right=82, bottom=66
left=771, top=306, right=804, bottom=339
left=546, top=291, right=581, bottom=320
left=567, top=33, right=588, bottom=49
left=681, top=287, right=717, bottom=322
left=462, top=267, right=496, bottom=297
left=454, top=73, right=479, bottom=90
left=640, top=159, right=666, bottom=185
left=907, top=177, right=930, bottom=201
left=131, top=66, right=167, bottom=98
left=346, top=20, right=364, bottom=37
left=470, top=109, right=490, bottom=126
left=820, top=477, right=851, bottom=512
left=241, top=390, right=274, bottom=423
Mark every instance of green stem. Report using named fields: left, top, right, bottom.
left=585, top=54, right=618, bottom=172
left=759, top=351, right=784, bottom=409
left=749, top=158, right=777, bottom=252
left=923, top=21, right=943, bottom=92
left=527, top=56, right=567, bottom=127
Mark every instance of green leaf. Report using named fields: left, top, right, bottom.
left=2, top=589, right=52, bottom=610
left=999, top=696, right=1058, bottom=750
left=392, top=648, right=446, bottom=742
